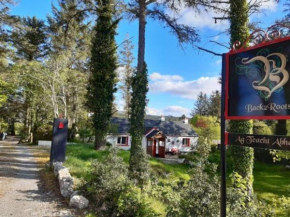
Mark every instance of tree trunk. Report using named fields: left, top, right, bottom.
left=137, top=0, right=146, bottom=74
left=275, top=120, right=287, bottom=135
left=94, top=131, right=106, bottom=150
left=228, top=0, right=254, bottom=196
left=9, top=118, right=16, bottom=136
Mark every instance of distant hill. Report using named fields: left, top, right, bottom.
left=113, top=112, right=188, bottom=122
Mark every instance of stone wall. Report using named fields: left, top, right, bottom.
left=52, top=162, right=89, bottom=209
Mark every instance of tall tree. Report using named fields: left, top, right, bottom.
left=8, top=16, right=48, bottom=140
left=47, top=0, right=91, bottom=139
left=119, top=34, right=134, bottom=118
left=127, top=0, right=200, bottom=179
left=10, top=16, right=48, bottom=61
left=191, top=92, right=209, bottom=116
left=228, top=0, right=254, bottom=195
left=208, top=90, right=221, bottom=117
left=86, top=0, right=119, bottom=149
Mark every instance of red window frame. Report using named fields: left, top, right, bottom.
left=117, top=136, right=129, bottom=146
left=182, top=138, right=190, bottom=147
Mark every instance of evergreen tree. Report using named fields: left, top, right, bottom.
left=119, top=34, right=134, bottom=118
left=86, top=0, right=119, bottom=150
left=208, top=90, right=221, bottom=117
left=47, top=0, right=91, bottom=139
left=9, top=16, right=48, bottom=141
left=228, top=0, right=254, bottom=196
left=192, top=92, right=209, bottom=116
left=10, top=16, right=48, bottom=61
left=128, top=63, right=150, bottom=185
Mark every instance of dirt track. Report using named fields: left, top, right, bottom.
left=0, top=137, right=74, bottom=217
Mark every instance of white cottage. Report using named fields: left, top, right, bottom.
left=107, top=116, right=198, bottom=158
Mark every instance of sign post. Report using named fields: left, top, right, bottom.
left=50, top=118, right=68, bottom=163
left=221, top=25, right=290, bottom=217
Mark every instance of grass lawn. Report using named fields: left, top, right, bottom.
left=64, top=143, right=290, bottom=216
left=64, top=143, right=190, bottom=183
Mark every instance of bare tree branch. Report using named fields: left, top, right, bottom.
left=209, top=40, right=230, bottom=49
left=194, top=45, right=222, bottom=56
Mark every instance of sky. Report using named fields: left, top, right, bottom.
left=10, top=0, right=289, bottom=117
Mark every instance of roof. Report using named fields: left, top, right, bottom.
left=110, top=117, right=198, bottom=137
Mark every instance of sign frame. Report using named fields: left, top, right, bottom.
left=225, top=35, right=290, bottom=120
left=220, top=24, right=290, bottom=217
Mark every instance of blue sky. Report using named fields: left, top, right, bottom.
left=11, top=0, right=289, bottom=117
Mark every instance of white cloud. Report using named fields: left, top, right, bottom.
left=163, top=106, right=191, bottom=117
left=146, top=107, right=163, bottom=116
left=180, top=9, right=228, bottom=30
left=149, top=73, right=220, bottom=99
left=253, top=0, right=278, bottom=12
left=150, top=72, right=183, bottom=81
left=166, top=0, right=278, bottom=31
left=146, top=105, right=191, bottom=117
left=216, top=60, right=222, bottom=65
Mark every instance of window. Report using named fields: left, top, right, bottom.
left=117, top=136, right=128, bottom=146
left=147, top=140, right=152, bottom=147
left=182, top=138, right=190, bottom=146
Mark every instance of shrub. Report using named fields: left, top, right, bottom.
left=167, top=137, right=220, bottom=217
left=253, top=121, right=274, bottom=163
left=192, top=116, right=220, bottom=142
left=84, top=148, right=159, bottom=217
left=128, top=146, right=150, bottom=186
left=117, top=185, right=159, bottom=217
left=227, top=172, right=277, bottom=217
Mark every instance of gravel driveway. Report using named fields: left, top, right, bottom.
left=0, top=137, right=75, bottom=217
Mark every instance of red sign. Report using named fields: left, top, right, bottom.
left=58, top=122, right=64, bottom=129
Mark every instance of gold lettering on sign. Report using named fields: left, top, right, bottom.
left=272, top=138, right=290, bottom=147
left=245, top=103, right=290, bottom=113
left=235, top=136, right=244, bottom=144
left=242, top=53, right=289, bottom=99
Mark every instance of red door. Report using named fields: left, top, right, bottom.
left=158, top=139, right=165, bottom=158
left=152, top=140, right=156, bottom=157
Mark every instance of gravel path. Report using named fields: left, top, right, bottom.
left=0, top=137, right=74, bottom=217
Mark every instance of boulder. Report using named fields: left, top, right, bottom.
left=53, top=162, right=65, bottom=176
left=58, top=168, right=74, bottom=198
left=69, top=195, right=89, bottom=209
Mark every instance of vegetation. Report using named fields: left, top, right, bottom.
left=128, top=63, right=150, bottom=185
left=1, top=1, right=290, bottom=216
left=119, top=34, right=134, bottom=118
left=64, top=142, right=290, bottom=216
left=86, top=0, right=119, bottom=150
left=191, top=91, right=221, bottom=117
left=228, top=0, right=255, bottom=196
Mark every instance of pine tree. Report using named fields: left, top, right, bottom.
left=119, top=34, right=134, bottom=118
left=47, top=0, right=91, bottom=139
left=208, top=90, right=221, bottom=117
left=192, top=92, right=209, bottom=116
left=86, top=0, right=119, bottom=150
left=10, top=16, right=48, bottom=61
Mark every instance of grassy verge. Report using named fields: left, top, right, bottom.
left=64, top=143, right=190, bottom=185
left=64, top=143, right=290, bottom=216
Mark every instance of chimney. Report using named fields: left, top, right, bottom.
left=160, top=115, right=165, bottom=121
left=183, top=117, right=188, bottom=124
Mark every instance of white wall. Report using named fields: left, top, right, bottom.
left=165, top=136, right=198, bottom=153
left=107, top=134, right=131, bottom=151
left=107, top=134, right=198, bottom=153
